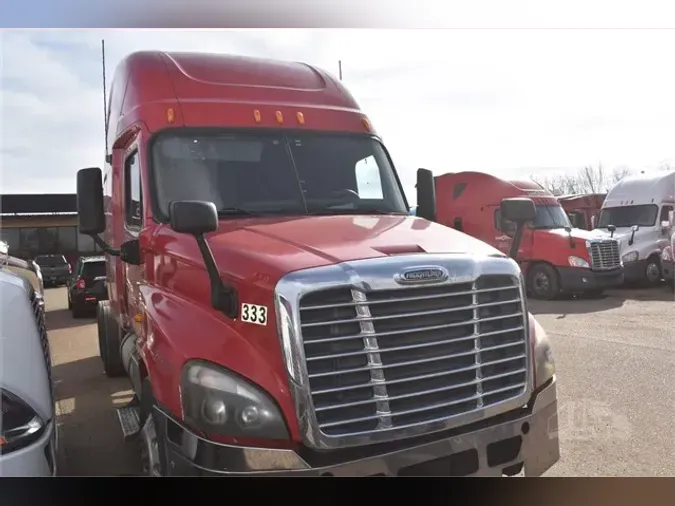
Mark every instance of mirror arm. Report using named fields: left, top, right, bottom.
left=509, top=223, right=526, bottom=260
left=92, top=234, right=120, bottom=256
left=195, top=235, right=238, bottom=318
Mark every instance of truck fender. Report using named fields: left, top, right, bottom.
left=137, top=285, right=295, bottom=434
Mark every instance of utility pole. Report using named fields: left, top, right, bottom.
left=338, top=60, right=342, bottom=81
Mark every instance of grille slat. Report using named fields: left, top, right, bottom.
left=589, top=240, right=621, bottom=270
left=299, top=275, right=529, bottom=438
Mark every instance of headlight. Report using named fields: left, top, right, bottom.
left=0, top=389, right=45, bottom=454
left=662, top=246, right=672, bottom=262
left=180, top=361, right=289, bottom=440
left=529, top=315, right=555, bottom=389
left=622, top=251, right=639, bottom=263
left=568, top=256, right=589, bottom=268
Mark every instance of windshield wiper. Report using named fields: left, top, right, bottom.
left=308, top=208, right=403, bottom=216
left=217, top=207, right=258, bottom=217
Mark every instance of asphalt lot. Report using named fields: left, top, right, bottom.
left=45, top=284, right=674, bottom=477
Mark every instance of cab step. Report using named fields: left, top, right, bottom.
left=116, top=400, right=142, bottom=440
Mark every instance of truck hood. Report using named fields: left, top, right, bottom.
left=542, top=227, right=611, bottom=242
left=158, top=215, right=506, bottom=287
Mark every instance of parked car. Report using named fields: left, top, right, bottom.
left=0, top=268, right=57, bottom=476
left=1, top=241, right=44, bottom=297
left=34, top=254, right=71, bottom=287
left=67, top=256, right=108, bottom=318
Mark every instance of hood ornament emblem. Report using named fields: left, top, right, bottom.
left=395, top=266, right=449, bottom=285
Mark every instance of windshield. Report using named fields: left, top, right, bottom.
left=597, top=205, right=658, bottom=228
left=81, top=261, right=106, bottom=278
left=151, top=131, right=408, bottom=219
left=35, top=255, right=67, bottom=266
left=531, top=205, right=572, bottom=229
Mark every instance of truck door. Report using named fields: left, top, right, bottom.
left=492, top=206, right=516, bottom=255
left=120, top=143, right=145, bottom=334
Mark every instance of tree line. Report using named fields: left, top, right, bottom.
left=530, top=162, right=672, bottom=196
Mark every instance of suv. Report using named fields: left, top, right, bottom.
left=34, top=254, right=71, bottom=287
left=67, top=256, right=108, bottom=318
left=0, top=268, right=57, bottom=476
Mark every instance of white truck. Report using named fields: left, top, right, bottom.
left=596, top=170, right=675, bottom=286
left=0, top=242, right=56, bottom=476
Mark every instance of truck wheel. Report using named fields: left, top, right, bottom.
left=644, top=256, right=662, bottom=287
left=527, top=264, right=560, bottom=300
left=98, top=302, right=125, bottom=377
left=139, top=379, right=168, bottom=477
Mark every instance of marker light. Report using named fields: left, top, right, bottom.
left=166, top=108, right=175, bottom=123
left=253, top=109, right=261, bottom=123
left=296, top=112, right=305, bottom=124
left=361, top=117, right=371, bottom=131
left=275, top=111, right=284, bottom=124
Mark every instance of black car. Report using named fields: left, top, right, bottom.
left=67, top=256, right=108, bottom=317
left=34, top=254, right=71, bottom=287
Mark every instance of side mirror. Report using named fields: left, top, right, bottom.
left=76, top=168, right=106, bottom=235
left=500, top=197, right=536, bottom=223
left=120, top=240, right=141, bottom=266
left=169, top=201, right=218, bottom=236
left=661, top=220, right=670, bottom=231
left=500, top=198, right=536, bottom=261
left=416, top=168, right=436, bottom=222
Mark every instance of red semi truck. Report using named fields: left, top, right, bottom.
left=434, top=172, right=623, bottom=299
left=558, top=193, right=606, bottom=231
left=76, top=51, right=559, bottom=476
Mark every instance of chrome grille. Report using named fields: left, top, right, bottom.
left=30, top=290, right=53, bottom=402
left=589, top=240, right=621, bottom=270
left=299, top=275, right=528, bottom=438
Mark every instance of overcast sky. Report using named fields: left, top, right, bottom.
left=2, top=29, right=674, bottom=203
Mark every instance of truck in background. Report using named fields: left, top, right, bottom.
left=433, top=171, right=623, bottom=300
left=596, top=170, right=675, bottom=286
left=558, top=193, right=606, bottom=231
left=76, top=50, right=559, bottom=476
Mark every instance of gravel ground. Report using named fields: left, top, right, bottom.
left=44, top=284, right=674, bottom=477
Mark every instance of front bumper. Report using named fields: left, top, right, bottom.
left=622, top=259, right=650, bottom=283
left=557, top=266, right=624, bottom=293
left=160, top=378, right=559, bottom=477
left=662, top=260, right=674, bottom=281
left=0, top=421, right=57, bottom=477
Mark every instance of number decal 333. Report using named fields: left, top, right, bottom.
left=240, top=303, right=268, bottom=326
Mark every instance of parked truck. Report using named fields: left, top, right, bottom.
left=433, top=172, right=623, bottom=300
left=76, top=51, right=559, bottom=477
left=558, top=193, right=606, bottom=231
left=596, top=170, right=675, bottom=286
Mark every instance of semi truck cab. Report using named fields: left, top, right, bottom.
left=434, top=172, right=624, bottom=300
left=76, top=51, right=559, bottom=477
left=596, top=171, right=675, bottom=286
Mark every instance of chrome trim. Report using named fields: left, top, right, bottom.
left=274, top=253, right=532, bottom=451
left=394, top=266, right=449, bottom=285
left=587, top=238, right=622, bottom=271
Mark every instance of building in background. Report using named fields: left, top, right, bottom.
left=0, top=194, right=102, bottom=266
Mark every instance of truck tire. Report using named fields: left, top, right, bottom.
left=97, top=301, right=125, bottom=377
left=527, top=263, right=560, bottom=300
left=644, top=255, right=662, bottom=287
left=139, top=379, right=168, bottom=477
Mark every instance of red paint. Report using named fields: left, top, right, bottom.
left=558, top=193, right=606, bottom=231
left=103, top=51, right=453, bottom=445
left=434, top=171, right=600, bottom=279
